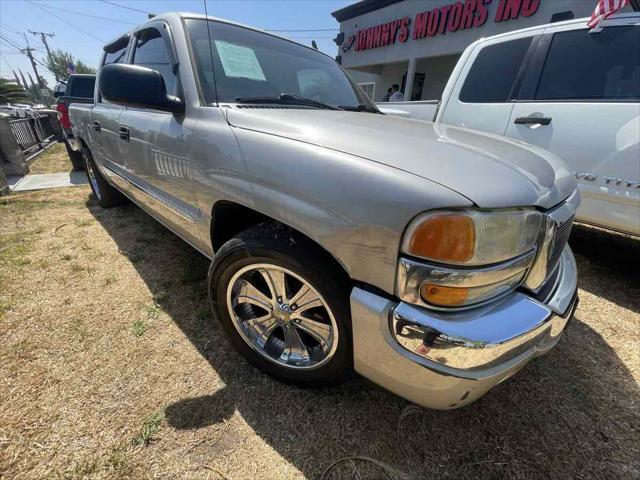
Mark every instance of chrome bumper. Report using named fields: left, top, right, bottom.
left=350, top=245, right=578, bottom=410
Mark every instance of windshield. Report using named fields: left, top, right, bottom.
left=185, top=19, right=374, bottom=109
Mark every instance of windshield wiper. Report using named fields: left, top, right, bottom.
left=234, top=93, right=343, bottom=111
left=338, top=104, right=383, bottom=114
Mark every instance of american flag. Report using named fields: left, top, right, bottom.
left=67, top=62, right=76, bottom=75
left=587, top=0, right=629, bottom=31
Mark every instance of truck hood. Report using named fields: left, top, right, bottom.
left=226, top=109, right=576, bottom=209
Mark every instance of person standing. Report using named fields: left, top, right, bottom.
left=388, top=84, right=403, bottom=102
left=382, top=87, right=392, bottom=102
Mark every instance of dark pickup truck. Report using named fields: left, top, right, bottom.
left=55, top=74, right=95, bottom=170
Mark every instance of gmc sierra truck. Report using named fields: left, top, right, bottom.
left=70, top=13, right=579, bottom=410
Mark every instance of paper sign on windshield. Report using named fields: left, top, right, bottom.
left=214, top=40, right=266, bottom=81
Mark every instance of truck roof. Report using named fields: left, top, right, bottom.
left=102, top=12, right=335, bottom=60
left=473, top=11, right=639, bottom=44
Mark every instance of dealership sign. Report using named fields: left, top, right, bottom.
left=350, top=0, right=540, bottom=52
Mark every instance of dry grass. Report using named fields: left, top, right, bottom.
left=0, top=185, right=638, bottom=480
left=28, top=143, right=74, bottom=174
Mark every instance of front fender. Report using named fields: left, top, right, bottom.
left=224, top=128, right=472, bottom=294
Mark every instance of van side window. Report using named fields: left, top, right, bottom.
left=459, top=37, right=532, bottom=103
left=535, top=27, right=640, bottom=102
left=132, top=28, right=176, bottom=96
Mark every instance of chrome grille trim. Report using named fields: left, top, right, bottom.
left=548, top=214, right=574, bottom=272
left=524, top=189, right=580, bottom=291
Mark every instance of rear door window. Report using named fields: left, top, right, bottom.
left=459, top=37, right=532, bottom=103
left=132, top=28, right=177, bottom=96
left=69, top=77, right=95, bottom=98
left=535, top=26, right=640, bottom=101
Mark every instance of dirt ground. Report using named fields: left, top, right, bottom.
left=1, top=169, right=638, bottom=478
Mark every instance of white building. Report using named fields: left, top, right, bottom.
left=332, top=0, right=596, bottom=102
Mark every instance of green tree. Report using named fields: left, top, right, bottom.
left=46, top=49, right=96, bottom=81
left=0, top=78, right=30, bottom=104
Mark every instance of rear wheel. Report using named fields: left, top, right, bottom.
left=209, top=223, right=352, bottom=387
left=83, top=146, right=127, bottom=208
left=64, top=141, right=84, bottom=171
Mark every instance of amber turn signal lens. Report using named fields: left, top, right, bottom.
left=408, top=214, right=475, bottom=263
left=421, top=284, right=469, bottom=307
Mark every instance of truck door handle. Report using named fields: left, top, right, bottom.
left=118, top=126, right=130, bottom=141
left=514, top=116, right=552, bottom=126
left=93, top=121, right=101, bottom=132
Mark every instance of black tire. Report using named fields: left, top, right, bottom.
left=64, top=140, right=84, bottom=171
left=83, top=146, right=127, bottom=208
left=209, top=223, right=353, bottom=387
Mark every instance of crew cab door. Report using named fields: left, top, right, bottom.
left=505, top=18, right=640, bottom=234
left=90, top=37, right=129, bottom=189
left=116, top=23, right=201, bottom=245
left=439, top=28, right=544, bottom=136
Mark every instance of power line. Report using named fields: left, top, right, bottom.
left=0, top=36, right=46, bottom=69
left=27, top=1, right=106, bottom=43
left=1, top=29, right=46, bottom=52
left=98, top=0, right=152, bottom=15
left=35, top=3, right=137, bottom=25
left=0, top=34, right=24, bottom=51
left=1, top=22, right=22, bottom=35
left=21, top=32, right=45, bottom=88
left=30, top=30, right=59, bottom=80
left=0, top=41, right=22, bottom=54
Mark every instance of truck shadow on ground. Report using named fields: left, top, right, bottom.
left=569, top=224, right=640, bottom=314
left=88, top=200, right=639, bottom=479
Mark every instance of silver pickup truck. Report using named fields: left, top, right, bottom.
left=70, top=13, right=579, bottom=410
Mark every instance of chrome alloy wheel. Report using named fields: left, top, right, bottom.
left=86, top=157, right=101, bottom=200
left=226, top=263, right=339, bottom=370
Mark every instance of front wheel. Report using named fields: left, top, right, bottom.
left=83, top=146, right=127, bottom=208
left=209, top=224, right=352, bottom=387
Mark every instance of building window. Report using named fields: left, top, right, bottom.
left=358, top=82, right=375, bottom=101
left=459, top=37, right=532, bottom=103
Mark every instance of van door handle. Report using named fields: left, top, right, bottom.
left=118, top=126, right=130, bottom=141
left=93, top=121, right=101, bottom=132
left=514, top=116, right=552, bottom=126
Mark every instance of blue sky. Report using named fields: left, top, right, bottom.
left=0, top=0, right=353, bottom=86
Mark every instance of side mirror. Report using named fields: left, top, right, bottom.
left=99, top=63, right=184, bottom=114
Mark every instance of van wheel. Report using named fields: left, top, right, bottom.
left=209, top=223, right=352, bottom=387
left=83, top=147, right=127, bottom=208
left=64, top=141, right=84, bottom=171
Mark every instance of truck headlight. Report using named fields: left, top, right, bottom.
left=402, top=209, right=543, bottom=265
left=398, top=209, right=545, bottom=308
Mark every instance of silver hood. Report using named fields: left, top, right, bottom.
left=226, top=109, right=576, bottom=210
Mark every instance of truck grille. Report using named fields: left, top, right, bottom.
left=548, top=215, right=574, bottom=272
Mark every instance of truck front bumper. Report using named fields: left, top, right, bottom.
left=350, top=246, right=578, bottom=410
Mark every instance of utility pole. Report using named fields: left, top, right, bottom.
left=21, top=33, right=45, bottom=88
left=29, top=30, right=57, bottom=81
